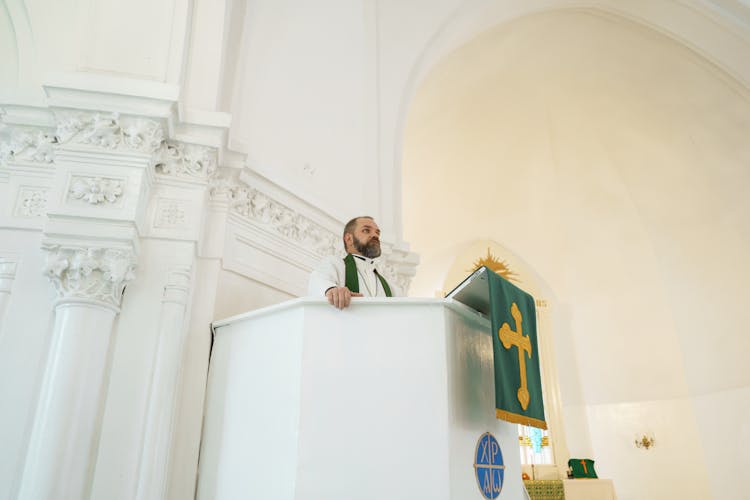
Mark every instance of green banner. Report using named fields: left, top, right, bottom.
left=485, top=267, right=547, bottom=429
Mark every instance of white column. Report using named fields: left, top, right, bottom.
left=18, top=245, right=136, bottom=500
left=0, top=258, right=18, bottom=338
left=136, top=266, right=192, bottom=500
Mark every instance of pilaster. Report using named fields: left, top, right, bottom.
left=136, top=266, right=193, bottom=500
left=0, top=256, right=18, bottom=338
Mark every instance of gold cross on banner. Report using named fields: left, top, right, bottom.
left=498, top=302, right=532, bottom=410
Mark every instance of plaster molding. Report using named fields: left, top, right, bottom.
left=55, top=112, right=165, bottom=154
left=67, top=176, right=124, bottom=205
left=0, top=128, right=57, bottom=166
left=207, top=174, right=235, bottom=203
left=213, top=175, right=340, bottom=258
left=154, top=142, right=217, bottom=182
left=1, top=120, right=416, bottom=291
left=15, top=187, right=49, bottom=217
left=154, top=199, right=188, bottom=228
left=1, top=110, right=220, bottom=189
left=42, top=244, right=136, bottom=309
left=212, top=174, right=417, bottom=293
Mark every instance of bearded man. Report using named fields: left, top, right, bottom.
left=308, top=216, right=400, bottom=309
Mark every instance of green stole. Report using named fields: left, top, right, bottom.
left=343, top=253, right=392, bottom=297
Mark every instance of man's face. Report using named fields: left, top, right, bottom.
left=349, top=218, right=381, bottom=258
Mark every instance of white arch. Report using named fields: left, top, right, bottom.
left=1, top=0, right=36, bottom=94
left=389, top=0, right=750, bottom=236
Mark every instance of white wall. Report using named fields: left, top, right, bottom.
left=692, top=386, right=750, bottom=499
left=227, top=0, right=384, bottom=229
left=0, top=0, right=191, bottom=104
left=587, top=398, right=712, bottom=500
left=78, top=0, right=182, bottom=81
left=182, top=0, right=230, bottom=111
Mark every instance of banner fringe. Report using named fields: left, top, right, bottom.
left=495, top=408, right=548, bottom=430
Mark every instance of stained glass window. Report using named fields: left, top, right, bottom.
left=518, top=425, right=553, bottom=465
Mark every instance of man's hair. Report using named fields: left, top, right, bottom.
left=343, top=216, right=373, bottom=249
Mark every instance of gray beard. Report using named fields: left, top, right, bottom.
left=353, top=236, right=381, bottom=259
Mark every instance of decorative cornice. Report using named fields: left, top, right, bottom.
left=0, top=111, right=164, bottom=168
left=0, top=129, right=57, bottom=166
left=1, top=111, right=219, bottom=183
left=213, top=176, right=340, bottom=258
left=42, top=245, right=136, bottom=309
left=210, top=175, right=416, bottom=293
left=68, top=176, right=124, bottom=205
left=154, top=142, right=217, bottom=181
left=55, top=112, right=164, bottom=154
left=1, top=112, right=417, bottom=292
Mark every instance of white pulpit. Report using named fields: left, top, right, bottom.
left=197, top=298, right=524, bottom=500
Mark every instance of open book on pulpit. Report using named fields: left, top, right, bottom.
left=446, top=266, right=491, bottom=315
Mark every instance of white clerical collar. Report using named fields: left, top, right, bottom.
left=352, top=254, right=378, bottom=267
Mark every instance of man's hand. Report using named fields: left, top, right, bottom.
left=325, top=286, right=363, bottom=309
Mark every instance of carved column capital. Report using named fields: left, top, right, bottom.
left=42, top=245, right=136, bottom=310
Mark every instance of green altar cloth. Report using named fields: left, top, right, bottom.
left=523, top=479, right=565, bottom=500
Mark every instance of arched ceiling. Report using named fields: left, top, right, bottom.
left=402, top=9, right=750, bottom=405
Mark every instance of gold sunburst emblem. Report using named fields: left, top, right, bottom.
left=470, top=248, right=519, bottom=283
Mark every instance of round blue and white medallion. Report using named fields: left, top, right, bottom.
left=473, top=432, right=505, bottom=499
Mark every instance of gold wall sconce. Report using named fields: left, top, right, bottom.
left=634, top=434, right=655, bottom=450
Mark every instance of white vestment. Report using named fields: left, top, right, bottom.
left=308, top=254, right=401, bottom=297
